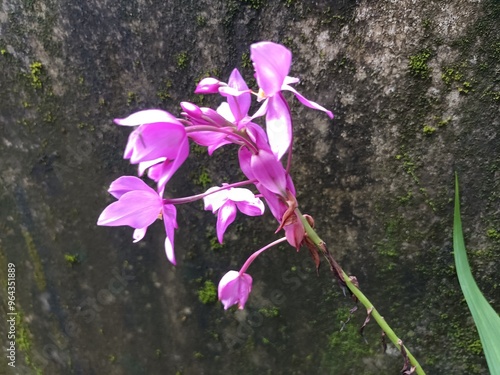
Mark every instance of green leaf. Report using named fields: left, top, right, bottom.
left=453, top=174, right=500, bottom=375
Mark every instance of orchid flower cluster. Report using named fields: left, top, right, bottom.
left=98, top=41, right=333, bottom=310
left=98, top=41, right=428, bottom=374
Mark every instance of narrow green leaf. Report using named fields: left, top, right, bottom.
left=453, top=174, right=500, bottom=375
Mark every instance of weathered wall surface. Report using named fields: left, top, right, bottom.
left=0, top=0, right=498, bottom=374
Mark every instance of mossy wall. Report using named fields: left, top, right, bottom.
left=0, top=0, right=498, bottom=374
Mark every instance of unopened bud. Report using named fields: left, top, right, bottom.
left=194, top=77, right=222, bottom=94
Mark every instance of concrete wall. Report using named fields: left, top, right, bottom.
left=1, top=0, right=498, bottom=373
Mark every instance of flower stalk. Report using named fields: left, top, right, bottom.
left=163, top=179, right=256, bottom=205
left=238, top=237, right=288, bottom=275
left=297, top=210, right=426, bottom=375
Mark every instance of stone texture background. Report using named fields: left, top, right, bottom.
left=0, top=0, right=499, bottom=374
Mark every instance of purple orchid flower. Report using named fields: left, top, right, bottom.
left=250, top=41, right=334, bottom=159
left=185, top=69, right=254, bottom=155
left=97, top=176, right=178, bottom=264
left=238, top=122, right=290, bottom=196
left=203, top=184, right=265, bottom=243
left=114, top=109, right=189, bottom=194
left=192, top=68, right=251, bottom=126
left=237, top=129, right=305, bottom=249
left=218, top=270, right=253, bottom=310
left=238, top=125, right=288, bottom=200
left=218, top=237, right=287, bottom=309
left=194, top=69, right=252, bottom=121
left=181, top=101, right=235, bottom=155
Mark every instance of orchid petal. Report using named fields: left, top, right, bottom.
left=235, top=116, right=252, bottom=131
left=156, top=138, right=190, bottom=195
left=286, top=174, right=297, bottom=196
left=108, top=176, right=155, bottom=199
left=97, top=190, right=161, bottom=228
left=124, top=128, right=138, bottom=159
left=245, top=122, right=270, bottom=150
left=133, top=227, right=147, bottom=243
left=216, top=102, right=236, bottom=123
left=251, top=149, right=287, bottom=196
left=227, top=68, right=251, bottom=123
left=255, top=183, right=286, bottom=221
left=147, top=159, right=171, bottom=183
left=216, top=202, right=237, bottom=243
left=226, top=187, right=259, bottom=203
left=266, top=94, right=292, bottom=160
left=250, top=42, right=291, bottom=96
left=218, top=86, right=251, bottom=97
left=238, top=146, right=255, bottom=180
left=138, top=158, right=166, bottom=177
left=163, top=204, right=178, bottom=265
left=250, top=98, right=268, bottom=120
left=203, top=186, right=228, bottom=213
left=165, top=237, right=175, bottom=265
left=283, top=84, right=334, bottom=119
left=129, top=123, right=187, bottom=164
left=207, top=139, right=233, bottom=155
left=284, top=76, right=300, bottom=85
left=114, top=109, right=180, bottom=126
left=227, top=188, right=265, bottom=216
left=235, top=199, right=265, bottom=217
left=188, top=130, right=229, bottom=148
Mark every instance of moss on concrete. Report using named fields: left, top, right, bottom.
left=408, top=50, right=432, bottom=79
left=29, top=61, right=43, bottom=89
left=197, top=280, right=217, bottom=304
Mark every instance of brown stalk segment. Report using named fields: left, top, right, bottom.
left=398, top=339, right=416, bottom=374
left=360, top=307, right=373, bottom=337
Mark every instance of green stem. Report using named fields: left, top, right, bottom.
left=297, top=210, right=426, bottom=375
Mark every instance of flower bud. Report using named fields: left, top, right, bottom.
left=194, top=77, right=222, bottom=94
left=218, top=270, right=253, bottom=310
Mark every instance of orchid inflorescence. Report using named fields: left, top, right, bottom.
left=97, top=41, right=427, bottom=374
left=98, top=41, right=333, bottom=310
